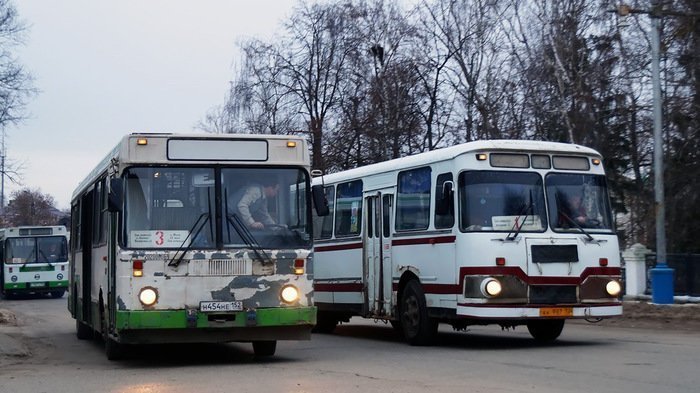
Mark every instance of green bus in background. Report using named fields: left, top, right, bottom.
left=0, top=225, right=69, bottom=299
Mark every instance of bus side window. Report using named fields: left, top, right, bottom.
left=335, top=180, right=362, bottom=237
left=396, top=167, right=431, bottom=231
left=435, top=173, right=454, bottom=229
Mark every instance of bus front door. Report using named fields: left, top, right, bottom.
left=363, top=190, right=394, bottom=318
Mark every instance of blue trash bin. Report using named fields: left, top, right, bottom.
left=650, top=265, right=674, bottom=304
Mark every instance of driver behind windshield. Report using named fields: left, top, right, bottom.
left=232, top=179, right=279, bottom=229
left=558, top=193, right=588, bottom=228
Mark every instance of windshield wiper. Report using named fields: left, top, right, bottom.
left=505, top=190, right=534, bottom=241
left=558, top=211, right=595, bottom=242
left=226, top=213, right=273, bottom=265
left=168, top=212, right=211, bottom=267
left=169, top=188, right=213, bottom=267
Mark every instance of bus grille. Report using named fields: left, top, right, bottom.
left=190, top=259, right=252, bottom=276
left=529, top=285, right=577, bottom=304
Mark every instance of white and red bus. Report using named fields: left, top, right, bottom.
left=312, top=140, right=622, bottom=344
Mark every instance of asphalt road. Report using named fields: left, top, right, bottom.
left=1, top=296, right=700, bottom=393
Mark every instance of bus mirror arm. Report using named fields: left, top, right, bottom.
left=108, top=178, right=124, bottom=213
left=312, top=185, right=330, bottom=216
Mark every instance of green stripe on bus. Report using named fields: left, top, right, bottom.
left=2, top=280, right=69, bottom=290
left=115, top=306, right=317, bottom=330
left=19, top=265, right=56, bottom=272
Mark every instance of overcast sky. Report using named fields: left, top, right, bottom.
left=9, top=0, right=296, bottom=210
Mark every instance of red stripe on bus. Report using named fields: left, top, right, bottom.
left=314, top=283, right=363, bottom=292
left=314, top=242, right=363, bottom=252
left=392, top=235, right=456, bottom=247
left=456, top=302, right=622, bottom=308
left=458, top=266, right=621, bottom=286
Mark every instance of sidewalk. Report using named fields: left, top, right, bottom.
left=0, top=308, right=29, bottom=359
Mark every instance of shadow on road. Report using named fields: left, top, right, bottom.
left=325, top=322, right=607, bottom=350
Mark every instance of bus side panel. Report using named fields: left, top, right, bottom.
left=314, top=246, right=364, bottom=311
left=392, top=239, right=457, bottom=310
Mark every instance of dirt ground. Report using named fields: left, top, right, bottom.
left=592, top=301, right=700, bottom=331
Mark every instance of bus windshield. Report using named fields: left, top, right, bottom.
left=123, top=166, right=311, bottom=249
left=5, top=236, right=68, bottom=264
left=459, top=171, right=547, bottom=232
left=222, top=167, right=311, bottom=249
left=546, top=173, right=614, bottom=233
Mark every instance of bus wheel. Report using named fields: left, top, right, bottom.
left=76, top=320, right=93, bottom=340
left=50, top=290, right=65, bottom=299
left=400, top=280, right=437, bottom=346
left=252, top=340, right=276, bottom=357
left=527, top=319, right=565, bottom=342
left=312, top=312, right=338, bottom=334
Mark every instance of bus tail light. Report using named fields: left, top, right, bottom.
left=293, top=259, right=305, bottom=275
left=133, top=260, right=144, bottom=277
left=599, top=258, right=608, bottom=266
left=496, top=257, right=506, bottom=266
left=8, top=267, right=12, bottom=273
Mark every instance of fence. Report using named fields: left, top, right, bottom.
left=645, top=253, right=700, bottom=297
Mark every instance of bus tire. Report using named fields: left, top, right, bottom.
left=252, top=340, right=276, bottom=357
left=312, top=312, right=338, bottom=333
left=76, top=320, right=93, bottom=340
left=400, top=280, right=437, bottom=346
left=527, top=319, right=565, bottom=342
left=50, top=290, right=65, bottom=299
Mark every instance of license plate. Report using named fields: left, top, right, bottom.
left=29, top=282, right=46, bottom=288
left=539, top=307, right=573, bottom=317
left=199, top=301, right=243, bottom=313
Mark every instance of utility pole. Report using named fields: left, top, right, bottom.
left=611, top=1, right=686, bottom=303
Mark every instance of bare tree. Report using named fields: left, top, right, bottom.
left=0, top=1, right=34, bottom=210
left=277, top=1, right=355, bottom=171
left=2, top=188, right=58, bottom=226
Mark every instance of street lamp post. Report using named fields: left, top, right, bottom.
left=648, top=7, right=674, bottom=305
left=613, top=1, right=677, bottom=303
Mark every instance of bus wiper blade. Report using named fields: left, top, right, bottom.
left=168, top=212, right=211, bottom=267
left=226, top=213, right=273, bottom=265
left=505, top=191, right=534, bottom=241
left=559, top=211, right=595, bottom=242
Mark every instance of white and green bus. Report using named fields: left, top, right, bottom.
left=0, top=225, right=70, bottom=299
left=69, top=133, right=327, bottom=359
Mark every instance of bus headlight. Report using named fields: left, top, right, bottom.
left=139, top=287, right=158, bottom=306
left=480, top=278, right=502, bottom=298
left=280, top=285, right=299, bottom=304
left=605, top=280, right=621, bottom=297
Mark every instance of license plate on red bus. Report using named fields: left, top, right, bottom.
left=199, top=301, right=243, bottom=313
left=539, top=307, right=573, bottom=317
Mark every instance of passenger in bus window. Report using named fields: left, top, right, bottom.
left=233, top=179, right=279, bottom=229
